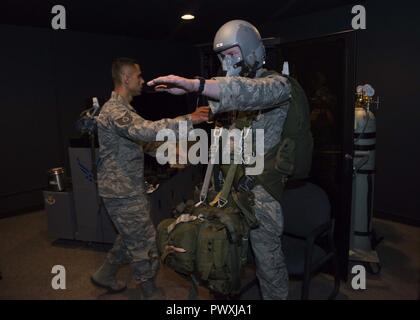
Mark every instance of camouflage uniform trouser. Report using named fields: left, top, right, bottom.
left=250, top=185, right=289, bottom=300
left=103, top=195, right=159, bottom=283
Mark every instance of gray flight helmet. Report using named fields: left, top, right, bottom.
left=213, top=20, right=266, bottom=75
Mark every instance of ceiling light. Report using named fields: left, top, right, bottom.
left=181, top=14, right=195, bottom=20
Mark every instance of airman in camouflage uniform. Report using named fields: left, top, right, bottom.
left=148, top=20, right=296, bottom=300
left=209, top=72, right=291, bottom=300
left=91, top=58, right=208, bottom=299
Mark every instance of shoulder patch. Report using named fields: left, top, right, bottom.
left=116, top=111, right=133, bottom=126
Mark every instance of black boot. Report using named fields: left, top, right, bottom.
left=91, top=260, right=127, bottom=293
left=140, top=279, right=166, bottom=300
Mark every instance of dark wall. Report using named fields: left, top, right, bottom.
left=261, top=0, right=420, bottom=224
left=0, top=25, right=199, bottom=216
left=0, top=26, right=60, bottom=215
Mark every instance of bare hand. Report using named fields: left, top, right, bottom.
left=191, top=106, right=210, bottom=124
left=147, top=75, right=198, bottom=95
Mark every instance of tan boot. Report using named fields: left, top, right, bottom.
left=140, top=279, right=166, bottom=300
left=91, top=260, right=127, bottom=293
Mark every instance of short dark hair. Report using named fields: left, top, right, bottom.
left=111, top=57, right=139, bottom=86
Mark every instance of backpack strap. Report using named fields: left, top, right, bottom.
left=231, top=191, right=259, bottom=228
left=198, top=220, right=215, bottom=281
left=218, top=163, right=238, bottom=207
left=197, top=127, right=223, bottom=207
left=214, top=211, right=238, bottom=243
left=228, top=241, right=241, bottom=294
left=209, top=162, right=238, bottom=208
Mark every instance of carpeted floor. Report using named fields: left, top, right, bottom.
left=0, top=211, right=418, bottom=300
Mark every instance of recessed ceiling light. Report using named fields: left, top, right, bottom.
left=181, top=14, right=195, bottom=20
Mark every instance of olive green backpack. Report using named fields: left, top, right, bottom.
left=255, top=73, right=314, bottom=202
left=229, top=72, right=313, bottom=203
left=157, top=202, right=254, bottom=297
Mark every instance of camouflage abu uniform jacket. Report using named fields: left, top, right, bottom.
left=96, top=92, right=192, bottom=198
left=208, top=69, right=291, bottom=154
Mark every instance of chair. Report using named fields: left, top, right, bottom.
left=281, top=182, right=340, bottom=300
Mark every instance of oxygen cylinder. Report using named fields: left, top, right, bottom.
left=350, top=85, right=377, bottom=253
